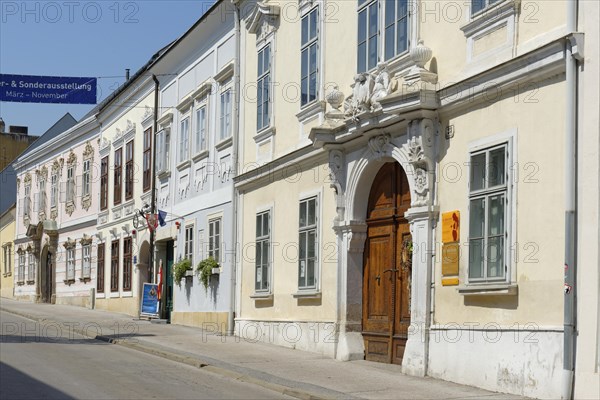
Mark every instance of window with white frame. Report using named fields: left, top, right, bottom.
left=298, top=197, right=318, bottom=290
left=179, top=117, right=190, bottom=163
left=66, top=247, right=76, bottom=281
left=208, top=218, right=221, bottom=262
left=82, top=243, right=91, bottom=279
left=301, top=7, right=319, bottom=106
left=18, top=252, right=25, bottom=282
left=3, top=244, right=11, bottom=274
left=219, top=90, right=232, bottom=140
left=28, top=251, right=35, bottom=282
left=184, top=225, right=194, bottom=264
left=471, top=0, right=502, bottom=15
left=257, top=45, right=271, bottom=131
left=38, top=177, right=46, bottom=213
left=357, top=0, right=409, bottom=73
left=66, top=166, right=75, bottom=204
left=468, top=143, right=509, bottom=282
left=255, top=211, right=270, bottom=292
left=51, top=173, right=58, bottom=209
left=24, top=183, right=31, bottom=219
left=156, top=129, right=171, bottom=173
left=195, top=105, right=207, bottom=152
left=82, top=159, right=91, bottom=197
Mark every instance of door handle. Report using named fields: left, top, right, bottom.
left=375, top=275, right=381, bottom=283
left=383, top=269, right=399, bottom=274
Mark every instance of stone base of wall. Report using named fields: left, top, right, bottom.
left=427, top=326, right=563, bottom=399
left=55, top=295, right=92, bottom=309
left=0, top=288, right=14, bottom=299
left=13, top=294, right=36, bottom=302
left=171, top=311, right=229, bottom=334
left=95, top=297, right=139, bottom=316
left=236, top=319, right=337, bottom=358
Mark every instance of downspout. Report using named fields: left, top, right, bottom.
left=228, top=0, right=241, bottom=336
left=151, top=75, right=161, bottom=315
left=562, top=0, right=581, bottom=398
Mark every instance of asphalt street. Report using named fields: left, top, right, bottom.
left=0, top=310, right=290, bottom=399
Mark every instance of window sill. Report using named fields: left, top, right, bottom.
left=215, top=136, right=233, bottom=151
left=79, top=277, right=91, bottom=283
left=192, top=149, right=209, bottom=163
left=176, top=160, right=191, bottom=171
left=457, top=283, right=518, bottom=296
left=293, top=290, right=321, bottom=299
left=16, top=281, right=25, bottom=286
left=296, top=100, right=325, bottom=122
left=253, top=126, right=276, bottom=143
left=3, top=272, right=12, bottom=277
left=63, top=279, right=76, bottom=286
left=250, top=292, right=273, bottom=300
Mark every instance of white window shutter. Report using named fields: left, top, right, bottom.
left=76, top=175, right=83, bottom=198
left=33, top=193, right=39, bottom=212
left=18, top=198, right=23, bottom=217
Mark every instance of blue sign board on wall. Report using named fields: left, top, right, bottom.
left=0, top=74, right=97, bottom=104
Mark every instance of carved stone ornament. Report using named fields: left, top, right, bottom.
left=370, top=62, right=394, bottom=111
left=99, top=137, right=111, bottom=152
left=82, top=196, right=92, bottom=212
left=404, top=40, right=437, bottom=85
left=67, top=150, right=77, bottom=166
left=115, top=128, right=123, bottom=141
left=65, top=201, right=75, bottom=217
left=328, top=149, right=346, bottom=221
left=80, top=234, right=93, bottom=245
left=368, top=134, right=392, bottom=158
left=125, top=120, right=135, bottom=133
left=343, top=62, right=396, bottom=120
left=248, top=2, right=280, bottom=45
left=23, top=173, right=32, bottom=185
left=50, top=208, right=58, bottom=221
left=83, top=141, right=94, bottom=160
left=38, top=166, right=48, bottom=180
left=52, top=158, right=64, bottom=174
left=63, top=239, right=76, bottom=250
left=407, top=136, right=425, bottom=165
left=16, top=178, right=20, bottom=190
left=347, top=230, right=368, bottom=253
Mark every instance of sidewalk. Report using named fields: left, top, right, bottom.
left=0, top=299, right=524, bottom=400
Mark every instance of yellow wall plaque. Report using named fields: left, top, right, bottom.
left=442, top=211, right=460, bottom=243
left=442, top=277, right=459, bottom=286
left=441, top=242, right=460, bottom=276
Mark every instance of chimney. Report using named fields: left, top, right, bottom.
left=125, top=69, right=130, bottom=80
left=9, top=125, right=28, bottom=135
left=0, top=117, right=5, bottom=133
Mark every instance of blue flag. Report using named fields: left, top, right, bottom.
left=158, top=210, right=167, bottom=227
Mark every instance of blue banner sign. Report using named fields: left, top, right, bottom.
left=140, top=283, right=160, bottom=318
left=0, top=74, right=97, bottom=104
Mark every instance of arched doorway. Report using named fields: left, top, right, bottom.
left=40, top=246, right=53, bottom=303
left=362, top=162, right=412, bottom=364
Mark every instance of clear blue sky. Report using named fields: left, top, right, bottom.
left=0, top=0, right=215, bottom=135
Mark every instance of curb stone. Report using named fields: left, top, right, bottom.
left=0, top=306, right=356, bottom=400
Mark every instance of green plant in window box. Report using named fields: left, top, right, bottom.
left=196, top=257, right=220, bottom=289
left=173, top=258, right=192, bottom=287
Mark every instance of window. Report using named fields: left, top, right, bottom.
left=39, top=177, right=46, bottom=213
left=358, top=0, right=409, bottom=73
left=114, top=148, right=122, bottom=205
left=184, top=225, right=194, bottom=264
left=471, top=0, right=502, bottom=15
left=255, top=211, right=270, bottom=292
left=66, top=247, right=75, bottom=281
left=18, top=252, right=25, bottom=282
left=111, top=240, right=119, bottom=292
left=66, top=166, right=75, bottom=204
left=220, top=90, right=232, bottom=140
left=82, top=159, right=91, bottom=197
left=100, top=156, right=108, bottom=210
left=143, top=128, right=152, bottom=192
left=51, top=173, right=58, bottom=209
left=2, top=245, right=11, bottom=274
left=298, top=197, right=318, bottom=289
left=257, top=45, right=271, bottom=131
left=24, top=183, right=31, bottom=219
left=125, top=140, right=134, bottom=200
left=123, top=237, right=132, bottom=291
left=301, top=8, right=319, bottom=106
left=468, top=144, right=508, bottom=282
left=156, top=129, right=170, bottom=173
left=179, top=117, right=190, bottom=163
left=208, top=218, right=221, bottom=262
left=195, top=106, right=207, bottom=152
left=97, top=243, right=105, bottom=293
left=82, top=243, right=91, bottom=280
left=28, top=252, right=36, bottom=282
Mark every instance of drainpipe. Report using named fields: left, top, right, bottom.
left=151, top=75, right=161, bottom=315
left=562, top=0, right=581, bottom=398
left=228, top=1, right=241, bottom=336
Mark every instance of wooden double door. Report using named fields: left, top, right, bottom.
left=362, top=163, right=412, bottom=365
